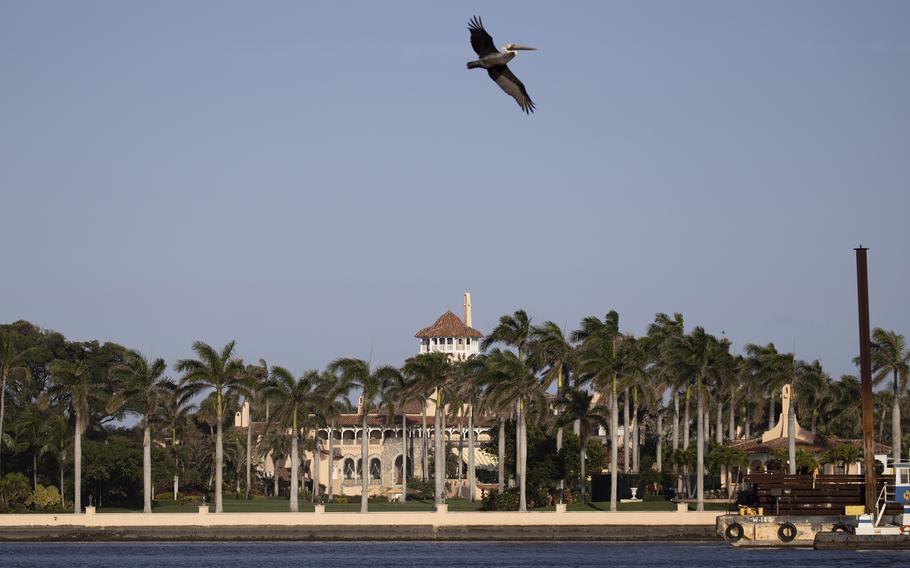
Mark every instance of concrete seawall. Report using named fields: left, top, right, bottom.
left=0, top=512, right=721, bottom=542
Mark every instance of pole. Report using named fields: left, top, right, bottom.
left=855, top=246, right=877, bottom=514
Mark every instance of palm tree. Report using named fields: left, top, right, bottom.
left=13, top=395, right=52, bottom=490
left=482, top=349, right=545, bottom=512
left=264, top=366, right=316, bottom=512
left=402, top=352, right=452, bottom=508
left=528, top=321, right=575, bottom=493
left=259, top=429, right=289, bottom=497
left=381, top=368, right=419, bottom=503
left=556, top=388, right=609, bottom=502
left=175, top=340, right=248, bottom=513
left=328, top=358, right=399, bottom=513
left=109, top=351, right=172, bottom=513
left=868, top=329, right=909, bottom=462
left=0, top=332, right=31, bottom=476
left=155, top=384, right=195, bottom=499
left=47, top=412, right=70, bottom=507
left=314, top=371, right=350, bottom=502
left=666, top=327, right=724, bottom=512
left=243, top=359, right=270, bottom=500
left=48, top=360, right=99, bottom=514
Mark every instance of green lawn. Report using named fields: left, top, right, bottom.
left=97, top=497, right=726, bottom=514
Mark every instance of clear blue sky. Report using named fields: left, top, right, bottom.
left=1, top=1, right=908, bottom=381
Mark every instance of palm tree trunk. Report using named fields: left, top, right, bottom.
left=456, top=410, right=464, bottom=494
left=515, top=401, right=522, bottom=485
left=60, top=460, right=65, bottom=507
left=656, top=412, right=663, bottom=472
left=580, top=431, right=587, bottom=503
left=328, top=420, right=335, bottom=500
left=360, top=411, right=368, bottom=513
left=715, top=398, right=723, bottom=445
left=421, top=406, right=428, bottom=481
left=143, top=419, right=152, bottom=513
left=290, top=433, right=299, bottom=512
left=245, top=402, right=252, bottom=500
left=74, top=410, right=82, bottom=514
left=402, top=412, right=408, bottom=503
left=728, top=394, right=736, bottom=441
left=672, top=390, right=679, bottom=452
left=894, top=371, right=902, bottom=464
left=434, top=400, right=443, bottom=507
left=273, top=465, right=279, bottom=497
left=498, top=419, right=505, bottom=492
left=609, top=384, right=619, bottom=512
left=683, top=388, right=690, bottom=449
left=696, top=384, right=704, bottom=512
left=788, top=390, right=797, bottom=474
left=518, top=399, right=527, bottom=512
left=632, top=401, right=640, bottom=473
left=215, top=414, right=223, bottom=513
left=623, top=388, right=630, bottom=473
left=313, top=430, right=321, bottom=502
left=468, top=403, right=475, bottom=502
left=33, top=453, right=37, bottom=491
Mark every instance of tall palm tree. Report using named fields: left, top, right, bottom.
left=155, top=384, right=195, bottom=499
left=243, top=359, right=270, bottom=500
left=528, top=321, right=575, bottom=493
left=48, top=360, right=99, bottom=514
left=264, top=366, right=316, bottom=512
left=482, top=349, right=544, bottom=512
left=381, top=368, right=418, bottom=503
left=666, top=327, right=723, bottom=512
left=175, top=340, right=248, bottom=513
left=403, top=352, right=452, bottom=508
left=109, top=351, right=172, bottom=513
left=483, top=309, right=532, bottom=484
left=259, top=430, right=289, bottom=497
left=0, top=332, right=31, bottom=476
left=328, top=358, right=399, bottom=513
left=13, top=395, right=52, bottom=490
left=868, top=329, right=909, bottom=462
left=314, top=371, right=350, bottom=501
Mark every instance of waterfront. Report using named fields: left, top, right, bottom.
left=0, top=542, right=908, bottom=568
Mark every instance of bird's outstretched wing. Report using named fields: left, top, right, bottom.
left=468, top=16, right=498, bottom=57
left=488, top=65, right=535, bottom=114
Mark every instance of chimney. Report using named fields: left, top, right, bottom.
left=464, top=292, right=472, bottom=327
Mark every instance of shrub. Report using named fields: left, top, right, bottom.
left=481, top=489, right=520, bottom=511
left=0, top=473, right=31, bottom=512
left=331, top=495, right=349, bottom=504
left=407, top=479, right=434, bottom=500
left=27, top=485, right=61, bottom=510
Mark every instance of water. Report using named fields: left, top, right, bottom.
left=0, top=542, right=908, bottom=567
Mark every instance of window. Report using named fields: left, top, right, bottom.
left=447, top=338, right=453, bottom=345
left=369, top=458, right=382, bottom=480
left=343, top=458, right=356, bottom=480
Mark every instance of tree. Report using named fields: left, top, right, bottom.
left=258, top=430, right=289, bottom=497
left=313, top=371, right=350, bottom=502
left=243, top=359, right=270, bottom=500
left=175, top=340, right=247, bottom=513
left=869, top=329, right=909, bottom=463
left=403, top=352, right=452, bottom=508
left=381, top=368, right=418, bottom=503
left=48, top=360, right=99, bottom=513
left=264, top=366, right=316, bottom=512
left=328, top=358, right=399, bottom=513
left=481, top=349, right=544, bottom=512
left=0, top=332, right=31, bottom=476
left=109, top=351, right=171, bottom=513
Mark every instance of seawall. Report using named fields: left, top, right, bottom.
left=0, top=512, right=720, bottom=542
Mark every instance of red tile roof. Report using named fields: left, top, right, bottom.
left=415, top=311, right=483, bottom=338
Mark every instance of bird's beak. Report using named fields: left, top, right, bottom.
left=512, top=45, right=537, bottom=51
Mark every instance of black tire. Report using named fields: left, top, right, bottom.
left=778, top=522, right=797, bottom=542
left=832, top=522, right=849, bottom=533
left=724, top=522, right=745, bottom=543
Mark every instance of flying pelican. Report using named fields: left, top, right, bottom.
left=466, top=16, right=537, bottom=114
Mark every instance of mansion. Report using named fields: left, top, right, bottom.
left=245, top=293, right=497, bottom=498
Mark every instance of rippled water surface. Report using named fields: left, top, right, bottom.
left=1, top=542, right=908, bottom=567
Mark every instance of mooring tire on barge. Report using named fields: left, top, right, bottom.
left=777, top=522, right=797, bottom=542
left=724, top=522, right=744, bottom=543
left=832, top=522, right=850, bottom=533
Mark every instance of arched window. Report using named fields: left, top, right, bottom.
left=369, top=457, right=381, bottom=481
left=393, top=455, right=412, bottom=484
left=343, top=458, right=356, bottom=480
